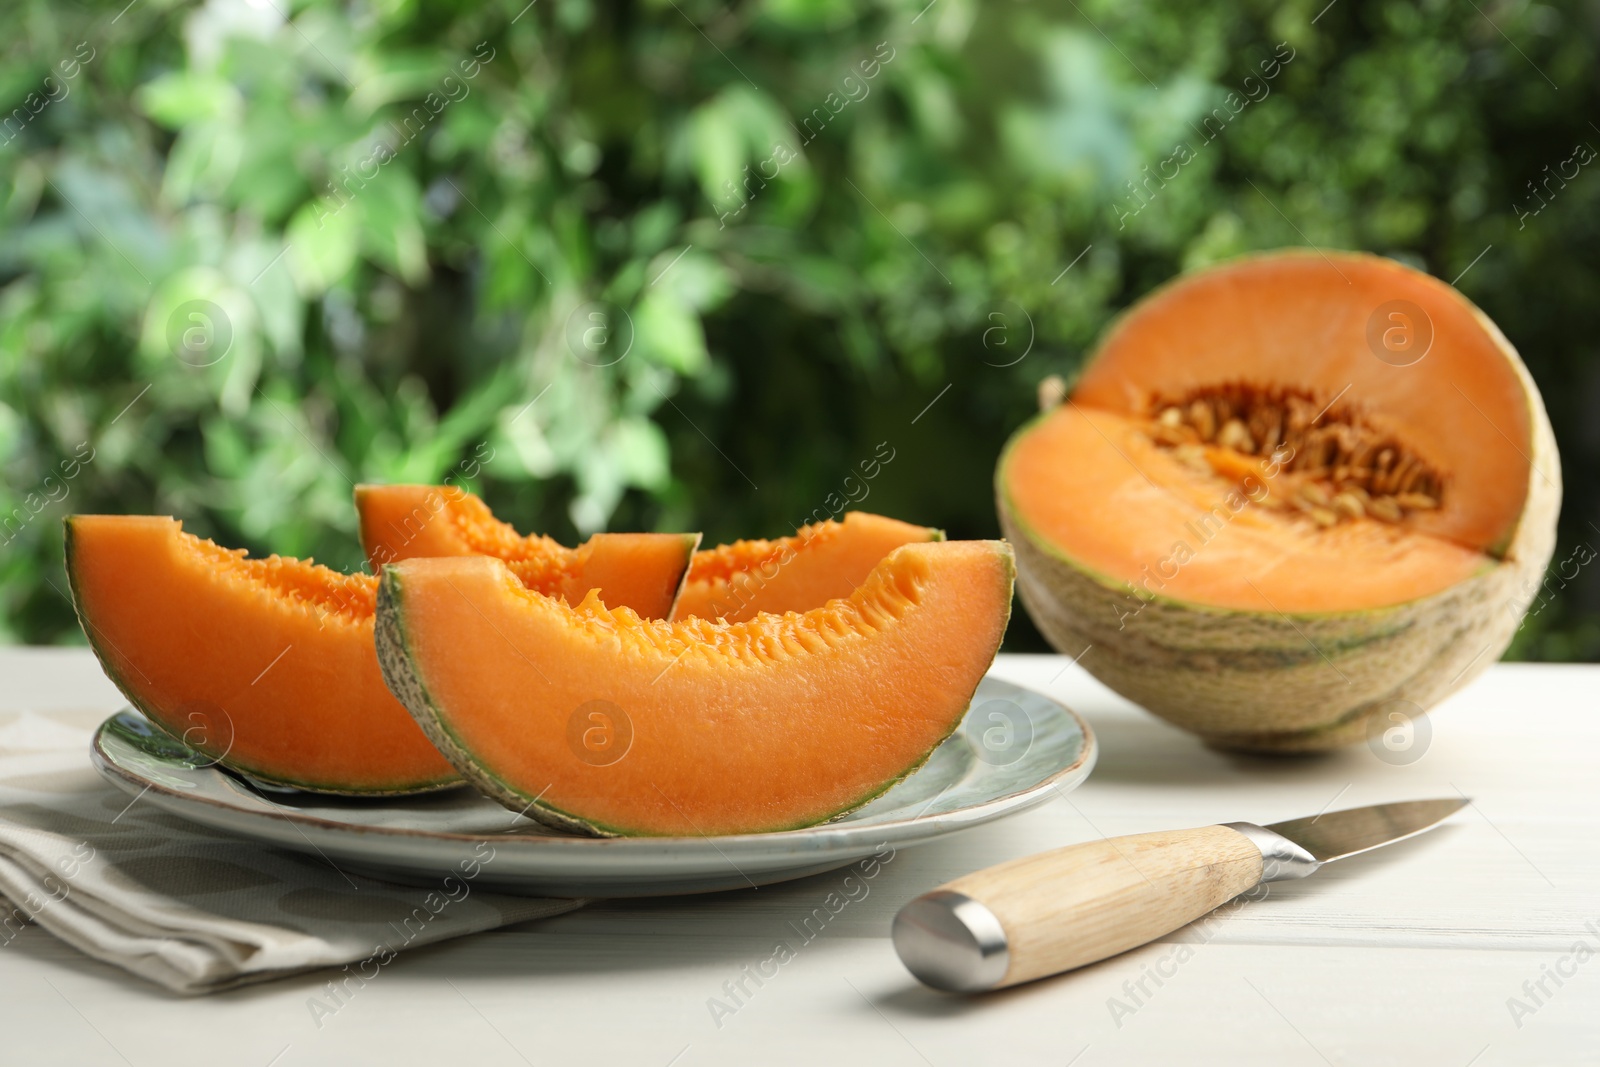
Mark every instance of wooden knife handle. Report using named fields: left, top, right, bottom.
left=893, top=825, right=1264, bottom=991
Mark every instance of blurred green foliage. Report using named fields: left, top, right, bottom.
left=1, top=0, right=1597, bottom=655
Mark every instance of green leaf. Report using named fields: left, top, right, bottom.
left=136, top=268, right=259, bottom=383
left=758, top=0, right=857, bottom=30
left=137, top=72, right=241, bottom=129
left=689, top=89, right=772, bottom=208
left=609, top=416, right=670, bottom=490
left=632, top=290, right=709, bottom=376
left=358, top=171, right=430, bottom=285
left=286, top=198, right=363, bottom=295
left=646, top=249, right=733, bottom=312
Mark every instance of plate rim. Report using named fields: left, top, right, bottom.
left=89, top=676, right=1097, bottom=854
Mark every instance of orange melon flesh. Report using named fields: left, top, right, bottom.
left=1003, top=405, right=1490, bottom=614
left=1070, top=251, right=1531, bottom=556
left=356, top=484, right=698, bottom=619
left=378, top=541, right=1014, bottom=836
left=671, top=512, right=943, bottom=622
left=66, top=515, right=459, bottom=794
left=551, top=533, right=700, bottom=623
left=1004, top=251, right=1537, bottom=613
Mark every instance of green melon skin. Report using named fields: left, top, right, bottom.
left=997, top=352, right=1561, bottom=754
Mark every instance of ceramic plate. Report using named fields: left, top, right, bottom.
left=90, top=676, right=1095, bottom=897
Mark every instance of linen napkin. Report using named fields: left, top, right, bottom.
left=0, top=708, right=583, bottom=994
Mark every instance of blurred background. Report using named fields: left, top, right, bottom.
left=1, top=0, right=1596, bottom=654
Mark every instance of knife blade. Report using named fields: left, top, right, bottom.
left=892, top=797, right=1468, bottom=993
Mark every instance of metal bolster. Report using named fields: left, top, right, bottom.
left=1222, top=822, right=1322, bottom=883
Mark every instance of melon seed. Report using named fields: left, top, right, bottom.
left=1257, top=422, right=1282, bottom=456
left=1398, top=466, right=1430, bottom=495
left=1152, top=422, right=1193, bottom=446
left=1396, top=492, right=1439, bottom=511
left=1367, top=495, right=1403, bottom=522
left=1217, top=418, right=1256, bottom=454
left=1388, top=454, right=1417, bottom=491
left=1143, top=383, right=1444, bottom=529
left=1310, top=506, right=1339, bottom=527
left=1331, top=491, right=1366, bottom=519
left=1297, top=481, right=1333, bottom=508
left=1173, top=444, right=1210, bottom=472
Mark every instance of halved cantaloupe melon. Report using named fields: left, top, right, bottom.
left=356, top=484, right=699, bottom=619
left=671, top=512, right=943, bottom=622
left=997, top=250, right=1560, bottom=751
left=375, top=540, right=1015, bottom=836
left=66, top=515, right=460, bottom=794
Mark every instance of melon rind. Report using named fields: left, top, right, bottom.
left=372, top=571, right=603, bottom=834
left=997, top=257, right=1561, bottom=752
left=660, top=531, right=703, bottom=621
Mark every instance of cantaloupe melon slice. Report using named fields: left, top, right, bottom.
left=375, top=540, right=1015, bottom=836
left=67, top=513, right=701, bottom=795
left=672, top=512, right=943, bottom=622
left=356, top=484, right=700, bottom=619
left=996, top=250, right=1560, bottom=751
left=66, top=515, right=460, bottom=795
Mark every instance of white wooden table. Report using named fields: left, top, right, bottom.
left=2, top=647, right=1595, bottom=1066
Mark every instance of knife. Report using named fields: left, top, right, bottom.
left=892, top=797, right=1467, bottom=992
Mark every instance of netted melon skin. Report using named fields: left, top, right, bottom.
left=1000, top=355, right=1561, bottom=753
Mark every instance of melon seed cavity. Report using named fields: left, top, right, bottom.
left=1144, top=383, right=1442, bottom=527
